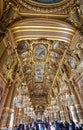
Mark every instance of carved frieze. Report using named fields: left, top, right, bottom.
left=15, top=0, right=74, bottom=15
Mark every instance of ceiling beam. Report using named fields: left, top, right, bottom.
left=51, top=49, right=67, bottom=89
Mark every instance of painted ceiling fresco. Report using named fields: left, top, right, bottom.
left=14, top=39, right=68, bottom=111
left=32, top=0, right=63, bottom=4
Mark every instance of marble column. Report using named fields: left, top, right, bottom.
left=49, top=112, right=51, bottom=122
left=0, top=81, right=11, bottom=129
left=23, top=114, right=28, bottom=124
left=57, top=96, right=66, bottom=122
left=0, top=82, right=9, bottom=120
left=66, top=94, right=78, bottom=123
left=69, top=104, right=78, bottom=122
left=66, top=82, right=79, bottom=122
left=71, top=80, right=83, bottom=123
left=58, top=111, right=61, bottom=121
left=8, top=84, right=17, bottom=130
left=50, top=112, right=54, bottom=122
left=13, top=107, right=19, bottom=126
left=60, top=107, right=66, bottom=122
left=54, top=111, right=58, bottom=121
left=65, top=106, right=71, bottom=121
left=14, top=108, right=22, bottom=125
left=67, top=80, right=83, bottom=123
left=0, top=81, right=15, bottom=129
left=73, top=79, right=83, bottom=109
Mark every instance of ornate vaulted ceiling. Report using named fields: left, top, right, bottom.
left=0, top=0, right=83, bottom=115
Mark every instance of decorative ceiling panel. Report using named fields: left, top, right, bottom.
left=35, top=64, right=44, bottom=82
left=34, top=44, right=47, bottom=61
left=14, top=0, right=74, bottom=15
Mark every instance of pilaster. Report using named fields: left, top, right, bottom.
left=0, top=81, right=16, bottom=129
left=67, top=80, right=83, bottom=123
left=71, top=80, right=83, bottom=123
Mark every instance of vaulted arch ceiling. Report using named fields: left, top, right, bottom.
left=10, top=18, right=75, bottom=43
left=2, top=18, right=75, bottom=113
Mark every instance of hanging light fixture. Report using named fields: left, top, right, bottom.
left=13, top=81, right=31, bottom=108
left=13, top=94, right=30, bottom=108
left=24, top=106, right=36, bottom=118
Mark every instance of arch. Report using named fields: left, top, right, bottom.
left=10, top=18, right=76, bottom=43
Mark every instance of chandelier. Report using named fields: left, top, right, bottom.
left=24, top=107, right=36, bottom=118
left=13, top=94, right=30, bottom=108
left=13, top=82, right=31, bottom=108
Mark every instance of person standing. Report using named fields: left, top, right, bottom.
left=17, top=124, right=25, bottom=130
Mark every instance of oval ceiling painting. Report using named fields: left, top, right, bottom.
left=32, top=0, right=63, bottom=4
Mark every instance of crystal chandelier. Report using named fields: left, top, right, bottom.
left=13, top=82, right=30, bottom=108
left=14, top=94, right=30, bottom=108
left=24, top=106, right=36, bottom=118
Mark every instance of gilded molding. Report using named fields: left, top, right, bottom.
left=0, top=0, right=3, bottom=18
left=0, top=73, right=7, bottom=84
left=11, top=27, right=75, bottom=33
left=19, top=12, right=69, bottom=18
left=15, top=0, right=74, bottom=14
left=14, top=35, right=71, bottom=42
left=10, top=19, right=75, bottom=44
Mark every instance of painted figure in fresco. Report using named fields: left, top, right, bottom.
left=35, top=45, right=46, bottom=60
